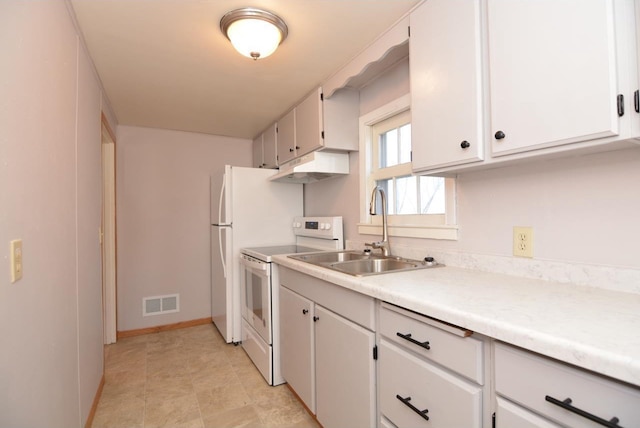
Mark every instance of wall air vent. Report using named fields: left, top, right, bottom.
left=143, top=294, right=180, bottom=316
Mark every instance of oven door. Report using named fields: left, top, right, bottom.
left=239, top=254, right=272, bottom=344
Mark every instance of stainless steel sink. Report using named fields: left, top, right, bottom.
left=290, top=251, right=379, bottom=264
left=289, top=251, right=443, bottom=276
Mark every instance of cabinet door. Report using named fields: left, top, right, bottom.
left=315, top=305, right=375, bottom=428
left=635, top=1, right=640, bottom=136
left=252, top=134, right=263, bottom=168
left=279, top=286, right=315, bottom=412
left=277, top=109, right=296, bottom=165
left=488, top=0, right=619, bottom=156
left=295, top=88, right=323, bottom=157
left=410, top=0, right=484, bottom=172
left=263, top=122, right=278, bottom=168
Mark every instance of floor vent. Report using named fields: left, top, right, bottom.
left=143, top=294, right=179, bottom=316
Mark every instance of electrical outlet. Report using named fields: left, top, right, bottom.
left=10, top=239, right=23, bottom=283
left=513, top=227, right=533, bottom=258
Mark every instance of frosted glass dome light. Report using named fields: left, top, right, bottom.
left=220, top=8, right=288, bottom=60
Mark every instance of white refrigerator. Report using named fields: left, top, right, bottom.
left=210, top=165, right=303, bottom=343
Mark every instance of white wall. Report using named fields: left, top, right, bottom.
left=115, top=126, right=252, bottom=331
left=305, top=58, right=640, bottom=270
left=0, top=1, right=106, bottom=427
left=76, top=32, right=106, bottom=425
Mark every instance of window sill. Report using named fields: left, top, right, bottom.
left=357, top=223, right=459, bottom=240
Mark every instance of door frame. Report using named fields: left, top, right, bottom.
left=101, top=113, right=117, bottom=344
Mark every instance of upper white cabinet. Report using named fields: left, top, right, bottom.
left=295, top=87, right=324, bottom=158
left=276, top=108, right=296, bottom=165
left=252, top=134, right=263, bottom=169
left=252, top=122, right=278, bottom=169
left=410, top=0, right=484, bottom=171
left=412, top=0, right=640, bottom=175
left=276, top=87, right=359, bottom=165
left=488, top=0, right=623, bottom=156
left=262, top=123, right=278, bottom=168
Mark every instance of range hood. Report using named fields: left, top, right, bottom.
left=270, top=151, right=350, bottom=183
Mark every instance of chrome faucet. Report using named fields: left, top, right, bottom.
left=366, top=186, right=391, bottom=256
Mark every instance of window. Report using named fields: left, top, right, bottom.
left=358, top=95, right=457, bottom=240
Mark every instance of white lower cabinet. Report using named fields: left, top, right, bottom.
left=278, top=267, right=376, bottom=428
left=378, top=302, right=486, bottom=428
left=494, top=342, right=640, bottom=428
left=279, top=286, right=314, bottom=411
left=380, top=340, right=482, bottom=427
left=278, top=267, right=640, bottom=428
left=315, top=305, right=376, bottom=428
left=496, top=397, right=561, bottom=428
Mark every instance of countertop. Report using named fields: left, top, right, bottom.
left=272, top=254, right=640, bottom=388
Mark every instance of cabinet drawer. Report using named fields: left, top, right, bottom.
left=496, top=397, right=561, bottom=428
left=379, top=339, right=482, bottom=428
left=495, top=342, right=640, bottom=428
left=279, top=266, right=375, bottom=330
left=380, top=303, right=484, bottom=384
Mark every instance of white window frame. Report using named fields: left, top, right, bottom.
left=358, top=94, right=458, bottom=240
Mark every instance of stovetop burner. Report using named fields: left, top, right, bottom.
left=242, top=245, right=319, bottom=262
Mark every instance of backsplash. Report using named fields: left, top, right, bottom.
left=347, top=239, right=640, bottom=295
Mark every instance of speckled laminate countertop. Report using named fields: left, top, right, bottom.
left=273, top=254, right=640, bottom=387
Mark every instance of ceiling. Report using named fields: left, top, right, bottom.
left=70, top=0, right=420, bottom=140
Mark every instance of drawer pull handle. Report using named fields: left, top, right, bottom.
left=397, top=332, right=431, bottom=350
left=545, top=395, right=623, bottom=428
left=396, top=394, right=429, bottom=421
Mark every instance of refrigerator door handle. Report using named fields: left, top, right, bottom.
left=218, top=173, right=226, bottom=225
left=219, top=227, right=227, bottom=279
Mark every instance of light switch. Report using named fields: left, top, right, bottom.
left=10, top=239, right=23, bottom=283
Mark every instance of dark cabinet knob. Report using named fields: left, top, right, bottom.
left=289, top=148, right=294, bottom=152
left=302, top=309, right=308, bottom=315
left=495, top=130, right=506, bottom=140
left=460, top=140, right=470, bottom=149
left=295, top=146, right=300, bottom=150
left=313, top=316, right=319, bottom=322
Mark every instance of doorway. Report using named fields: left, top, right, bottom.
left=101, top=115, right=117, bottom=344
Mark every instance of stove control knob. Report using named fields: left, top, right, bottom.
left=319, top=223, right=326, bottom=230
left=324, top=223, right=332, bottom=230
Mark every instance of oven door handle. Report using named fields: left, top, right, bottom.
left=240, top=255, right=269, bottom=274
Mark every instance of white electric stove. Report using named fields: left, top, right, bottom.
left=239, top=216, right=343, bottom=385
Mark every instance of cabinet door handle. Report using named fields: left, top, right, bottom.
left=634, top=90, right=639, bottom=113
left=396, top=394, right=429, bottom=421
left=460, top=140, right=470, bottom=149
left=302, top=309, right=308, bottom=315
left=396, top=332, right=430, bottom=350
left=289, top=148, right=294, bottom=152
left=295, top=146, right=300, bottom=150
left=617, top=94, right=624, bottom=117
left=313, top=316, right=319, bottom=322
left=494, top=130, right=506, bottom=140
left=545, top=396, right=623, bottom=428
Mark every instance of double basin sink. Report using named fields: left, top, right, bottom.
left=288, top=250, right=443, bottom=277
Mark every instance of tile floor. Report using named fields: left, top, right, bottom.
left=92, top=323, right=320, bottom=428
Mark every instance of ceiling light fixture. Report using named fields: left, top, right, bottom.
left=220, top=8, right=288, bottom=60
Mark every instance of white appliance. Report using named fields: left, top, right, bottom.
left=239, top=216, right=344, bottom=385
left=210, top=165, right=303, bottom=344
